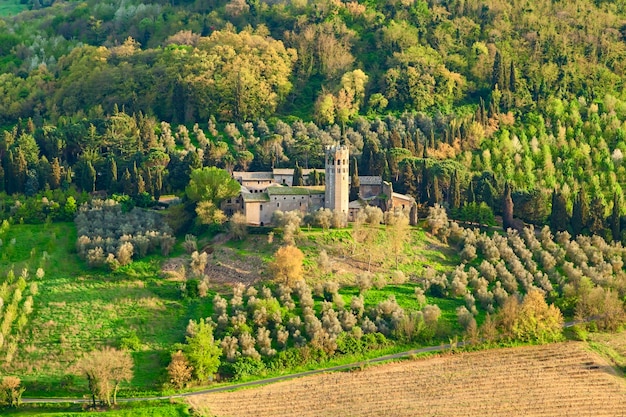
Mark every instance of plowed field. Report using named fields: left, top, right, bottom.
left=188, top=342, right=626, bottom=417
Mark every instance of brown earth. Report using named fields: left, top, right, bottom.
left=188, top=342, right=626, bottom=417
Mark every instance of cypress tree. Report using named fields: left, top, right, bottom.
left=502, top=181, right=514, bottom=231
left=509, top=61, right=517, bottom=93
left=137, top=173, right=146, bottom=195
left=311, top=169, right=320, bottom=186
left=481, top=180, right=495, bottom=209
left=450, top=170, right=461, bottom=209
left=588, top=197, right=606, bottom=236
left=49, top=157, right=61, bottom=190
left=492, top=50, right=506, bottom=90
left=106, top=157, right=118, bottom=191
left=155, top=170, right=163, bottom=201
left=402, top=162, right=417, bottom=198
left=293, top=162, right=303, bottom=186
left=419, top=164, right=430, bottom=205
left=549, top=190, right=569, bottom=232
left=611, top=192, right=621, bottom=242
left=429, top=176, right=441, bottom=205
left=467, top=180, right=476, bottom=204
left=571, top=190, right=588, bottom=237
left=350, top=157, right=360, bottom=201
left=122, top=168, right=133, bottom=195
left=25, top=169, right=39, bottom=196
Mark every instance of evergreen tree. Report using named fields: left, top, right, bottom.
left=481, top=180, right=495, bottom=209
left=429, top=176, right=441, bottom=205
left=419, top=163, right=430, bottom=205
left=106, top=157, right=118, bottom=192
left=25, top=169, right=39, bottom=196
left=502, top=181, right=514, bottom=231
left=293, top=162, right=303, bottom=186
left=402, top=162, right=417, bottom=198
left=467, top=180, right=476, bottom=204
left=49, top=157, right=62, bottom=190
left=154, top=170, right=163, bottom=201
left=122, top=168, right=133, bottom=195
left=0, top=164, right=4, bottom=193
left=492, top=50, right=506, bottom=90
left=311, top=169, right=320, bottom=186
left=611, top=192, right=621, bottom=242
left=588, top=197, right=606, bottom=236
left=350, top=157, right=360, bottom=201
left=450, top=170, right=461, bottom=209
left=509, top=61, right=517, bottom=93
left=83, top=161, right=96, bottom=192
left=549, top=190, right=569, bottom=232
left=137, top=173, right=146, bottom=195
left=571, top=190, right=588, bottom=237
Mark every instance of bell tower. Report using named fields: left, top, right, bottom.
left=324, top=143, right=350, bottom=213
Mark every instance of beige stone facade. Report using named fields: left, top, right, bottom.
left=227, top=143, right=416, bottom=226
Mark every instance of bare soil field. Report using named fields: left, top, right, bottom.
left=188, top=342, right=626, bottom=417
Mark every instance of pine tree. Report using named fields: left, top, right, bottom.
left=549, top=190, right=569, bottom=232
left=611, top=192, right=621, bottom=242
left=571, top=190, right=588, bottom=237
left=502, top=181, right=514, bottom=231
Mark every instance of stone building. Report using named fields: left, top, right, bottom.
left=226, top=143, right=416, bottom=226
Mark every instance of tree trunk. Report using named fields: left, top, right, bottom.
left=113, top=382, right=119, bottom=405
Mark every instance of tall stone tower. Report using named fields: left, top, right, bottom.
left=325, top=143, right=350, bottom=213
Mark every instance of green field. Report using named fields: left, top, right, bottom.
left=1, top=223, right=212, bottom=397
left=0, top=0, right=27, bottom=16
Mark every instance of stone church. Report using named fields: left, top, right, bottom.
left=223, top=144, right=415, bottom=226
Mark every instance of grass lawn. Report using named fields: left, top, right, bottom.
left=0, top=0, right=27, bottom=16
left=1, top=223, right=207, bottom=397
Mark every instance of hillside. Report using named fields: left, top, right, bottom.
left=2, top=0, right=626, bottom=238
left=2, top=0, right=626, bottom=414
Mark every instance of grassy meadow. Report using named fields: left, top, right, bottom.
left=0, top=0, right=26, bottom=16
left=0, top=223, right=211, bottom=397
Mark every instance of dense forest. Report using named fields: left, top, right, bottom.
left=2, top=0, right=626, bottom=239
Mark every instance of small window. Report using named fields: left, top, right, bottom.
left=277, top=202, right=280, bottom=207
left=260, top=205, right=263, bottom=211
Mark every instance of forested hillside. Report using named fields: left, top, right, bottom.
left=2, top=0, right=626, bottom=237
